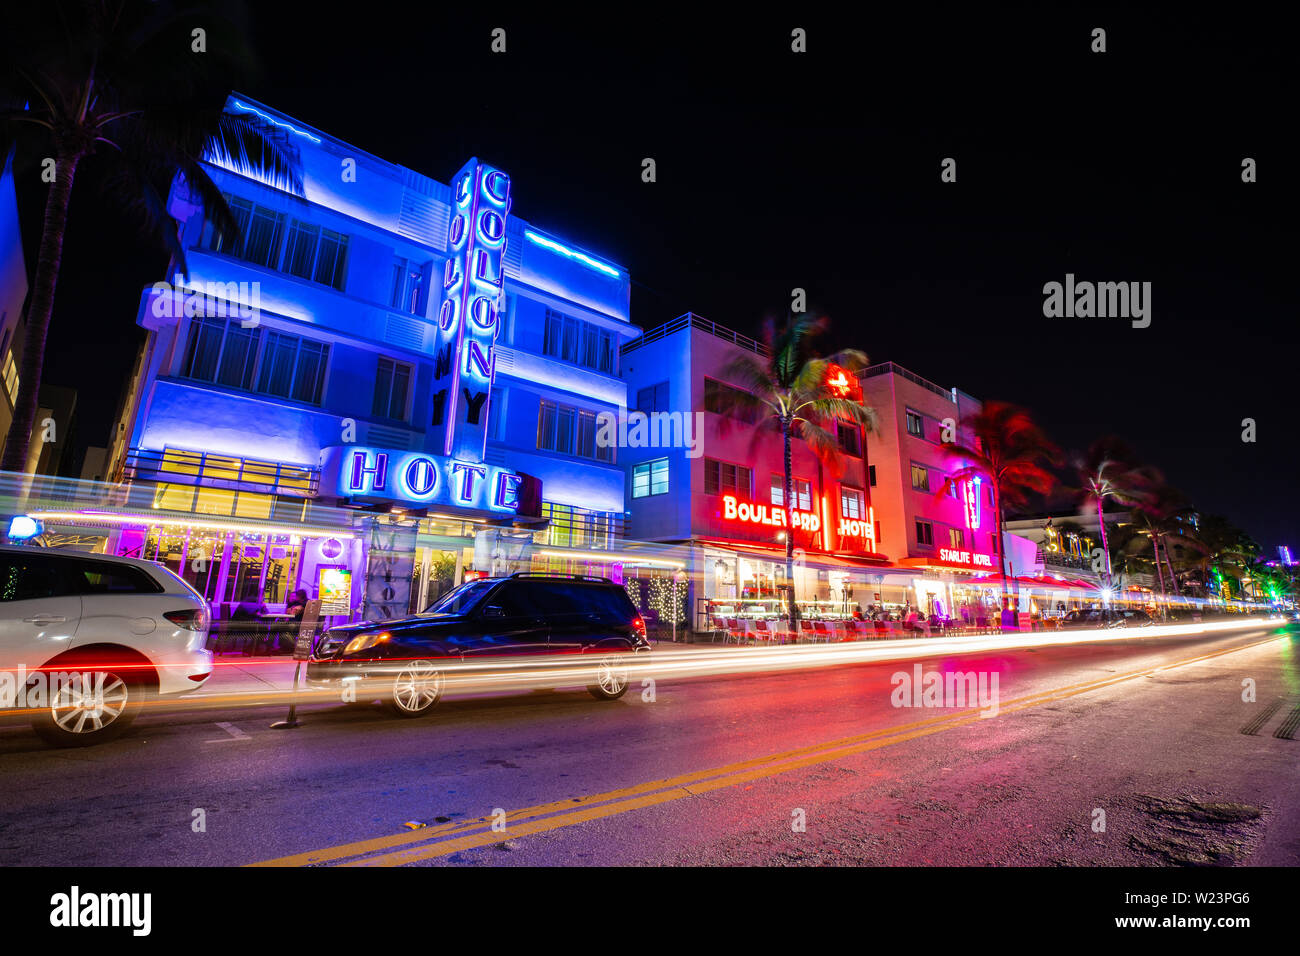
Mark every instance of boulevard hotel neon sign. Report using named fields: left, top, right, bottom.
left=722, top=494, right=878, bottom=550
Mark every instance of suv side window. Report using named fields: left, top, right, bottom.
left=0, top=555, right=75, bottom=602
left=62, top=559, right=163, bottom=595
left=516, top=580, right=584, bottom=619
left=487, top=581, right=543, bottom=618
left=585, top=585, right=637, bottom=623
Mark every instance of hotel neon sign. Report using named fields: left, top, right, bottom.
left=431, top=158, right=512, bottom=464
left=339, top=448, right=521, bottom=512
left=935, top=547, right=995, bottom=569
left=838, top=507, right=877, bottom=549
left=963, top=476, right=983, bottom=531
left=722, top=495, right=820, bottom=533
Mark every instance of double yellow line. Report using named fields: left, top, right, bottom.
left=249, top=633, right=1285, bottom=867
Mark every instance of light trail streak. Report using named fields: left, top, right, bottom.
left=0, top=618, right=1286, bottom=721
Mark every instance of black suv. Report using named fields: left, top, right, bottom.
left=306, top=573, right=649, bottom=716
left=1061, top=607, right=1154, bottom=629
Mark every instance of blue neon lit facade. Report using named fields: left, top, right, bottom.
left=118, top=95, right=637, bottom=594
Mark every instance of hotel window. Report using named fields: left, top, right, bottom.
left=910, top=463, right=929, bottom=492
left=837, top=420, right=861, bottom=456
left=704, top=377, right=758, bottom=423
left=582, top=324, right=614, bottom=374
left=990, top=533, right=999, bottom=554
left=313, top=228, right=349, bottom=290
left=2, top=348, right=19, bottom=405
left=575, top=410, right=598, bottom=459
left=949, top=528, right=964, bottom=549
left=537, top=399, right=612, bottom=462
left=372, top=357, right=412, bottom=421
left=868, top=464, right=877, bottom=487
left=240, top=202, right=284, bottom=268
left=841, top=486, right=864, bottom=520
left=770, top=475, right=811, bottom=511
left=636, top=381, right=669, bottom=415
left=543, top=309, right=614, bottom=373
left=182, top=317, right=262, bottom=391
left=905, top=409, right=924, bottom=437
left=632, top=458, right=669, bottom=498
left=915, top=520, right=934, bottom=547
left=704, top=458, right=752, bottom=497
left=202, top=195, right=346, bottom=289
left=282, top=219, right=321, bottom=280
left=389, top=257, right=428, bottom=314
left=256, top=331, right=329, bottom=404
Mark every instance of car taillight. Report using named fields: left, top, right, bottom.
left=632, top=616, right=646, bottom=636
left=164, top=608, right=208, bottom=631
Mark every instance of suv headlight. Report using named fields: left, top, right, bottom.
left=343, top=632, right=391, bottom=656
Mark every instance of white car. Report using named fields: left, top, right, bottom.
left=0, top=545, right=213, bottom=746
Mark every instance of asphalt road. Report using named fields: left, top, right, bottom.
left=1, top=624, right=1297, bottom=866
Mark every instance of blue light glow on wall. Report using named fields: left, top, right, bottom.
left=524, top=230, right=620, bottom=278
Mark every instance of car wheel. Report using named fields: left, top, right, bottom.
left=389, top=661, right=443, bottom=717
left=32, top=668, right=143, bottom=748
left=587, top=655, right=630, bottom=701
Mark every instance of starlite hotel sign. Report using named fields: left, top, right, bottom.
left=321, top=159, right=524, bottom=512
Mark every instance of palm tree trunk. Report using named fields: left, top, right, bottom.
left=1095, top=498, right=1113, bottom=602
left=1161, top=534, right=1180, bottom=598
left=1151, top=531, right=1168, bottom=620
left=993, top=482, right=1009, bottom=623
left=1, top=150, right=81, bottom=474
left=783, top=417, right=796, bottom=639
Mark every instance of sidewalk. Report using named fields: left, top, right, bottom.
left=195, top=656, right=303, bottom=696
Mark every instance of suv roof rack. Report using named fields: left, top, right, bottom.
left=507, top=572, right=611, bottom=583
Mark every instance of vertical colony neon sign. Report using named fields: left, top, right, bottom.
left=431, top=158, right=512, bottom=463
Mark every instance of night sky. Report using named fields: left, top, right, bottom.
left=20, top=8, right=1294, bottom=550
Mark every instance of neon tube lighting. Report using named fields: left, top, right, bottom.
left=229, top=100, right=322, bottom=143
left=523, top=231, right=620, bottom=277
left=536, top=549, right=684, bottom=568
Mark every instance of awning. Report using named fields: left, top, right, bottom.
left=696, top=539, right=893, bottom=571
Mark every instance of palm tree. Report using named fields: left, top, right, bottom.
left=1073, top=437, right=1152, bottom=601
left=1190, top=515, right=1256, bottom=602
left=0, top=0, right=303, bottom=473
left=718, top=313, right=877, bottom=633
left=939, top=402, right=1059, bottom=611
left=1130, top=478, right=1196, bottom=606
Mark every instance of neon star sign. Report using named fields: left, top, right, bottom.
left=824, top=363, right=860, bottom=400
